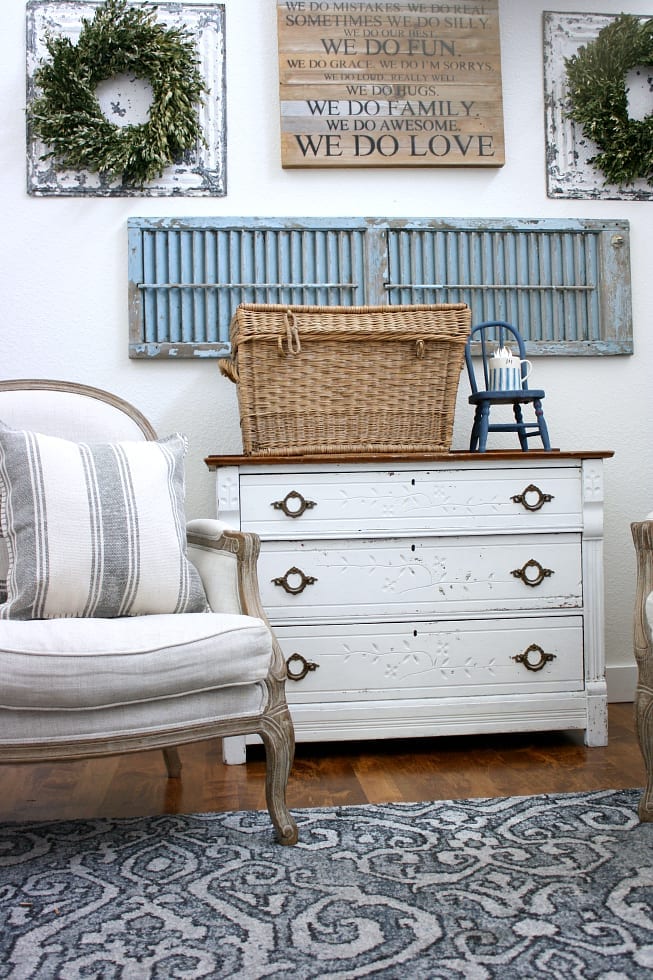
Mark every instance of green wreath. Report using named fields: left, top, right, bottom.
left=29, top=0, right=206, bottom=187
left=565, top=13, right=653, bottom=187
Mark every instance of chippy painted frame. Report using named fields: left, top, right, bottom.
left=127, top=215, right=633, bottom=360
left=544, top=11, right=653, bottom=201
left=26, top=0, right=226, bottom=197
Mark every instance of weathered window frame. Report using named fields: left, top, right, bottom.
left=128, top=216, right=632, bottom=358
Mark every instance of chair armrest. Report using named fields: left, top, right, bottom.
left=187, top=519, right=262, bottom=617
left=186, top=517, right=231, bottom=540
left=186, top=519, right=288, bottom=685
left=632, top=521, right=653, bottom=683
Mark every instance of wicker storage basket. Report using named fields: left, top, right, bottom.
left=220, top=303, right=471, bottom=456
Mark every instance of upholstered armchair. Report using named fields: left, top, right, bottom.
left=631, top=519, right=653, bottom=822
left=0, top=379, right=297, bottom=844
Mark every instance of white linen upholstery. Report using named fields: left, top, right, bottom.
left=1, top=686, right=266, bottom=744
left=0, top=385, right=154, bottom=443
left=186, top=519, right=242, bottom=614
left=0, top=613, right=271, bottom=709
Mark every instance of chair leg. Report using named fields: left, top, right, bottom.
left=632, top=521, right=653, bottom=822
left=163, top=747, right=182, bottom=778
left=636, top=686, right=653, bottom=821
left=260, top=707, right=298, bottom=845
left=512, top=403, right=529, bottom=450
left=534, top=399, right=551, bottom=450
left=469, top=405, right=483, bottom=451
left=477, top=402, right=490, bottom=452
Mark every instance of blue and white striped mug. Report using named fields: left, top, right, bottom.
left=488, top=359, right=532, bottom=391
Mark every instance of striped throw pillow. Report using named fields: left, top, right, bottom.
left=0, top=427, right=208, bottom=619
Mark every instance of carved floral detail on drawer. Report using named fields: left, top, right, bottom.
left=273, top=617, right=585, bottom=695
left=259, top=535, right=582, bottom=616
left=337, top=484, right=506, bottom=519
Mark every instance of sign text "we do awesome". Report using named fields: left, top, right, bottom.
left=277, top=1, right=504, bottom=167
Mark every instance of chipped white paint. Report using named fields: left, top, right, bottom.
left=543, top=12, right=653, bottom=201
left=26, top=1, right=226, bottom=197
left=94, top=73, right=154, bottom=129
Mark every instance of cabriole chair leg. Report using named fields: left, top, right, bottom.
left=261, top=709, right=298, bottom=845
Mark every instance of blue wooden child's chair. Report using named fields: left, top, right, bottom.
left=464, top=321, right=551, bottom=452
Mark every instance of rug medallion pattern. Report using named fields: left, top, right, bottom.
left=1, top=788, right=652, bottom=978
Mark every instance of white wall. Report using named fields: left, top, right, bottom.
left=1, top=0, right=650, bottom=694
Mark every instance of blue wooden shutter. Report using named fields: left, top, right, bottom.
left=128, top=218, right=369, bottom=358
left=383, top=219, right=631, bottom=354
left=128, top=217, right=631, bottom=358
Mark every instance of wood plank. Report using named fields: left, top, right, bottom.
left=277, top=0, right=505, bottom=168
left=0, top=705, right=644, bottom=822
left=205, top=450, right=614, bottom=468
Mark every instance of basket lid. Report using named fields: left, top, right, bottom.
left=230, top=303, right=472, bottom=345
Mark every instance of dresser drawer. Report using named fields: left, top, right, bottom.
left=258, top=533, right=582, bottom=621
left=275, top=616, right=584, bottom=700
left=239, top=467, right=582, bottom=537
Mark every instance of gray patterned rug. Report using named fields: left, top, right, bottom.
left=1, top=788, right=652, bottom=979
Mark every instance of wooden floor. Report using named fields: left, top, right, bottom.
left=0, top=703, right=646, bottom=823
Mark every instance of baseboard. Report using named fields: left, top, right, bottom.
left=606, top=664, right=638, bottom=702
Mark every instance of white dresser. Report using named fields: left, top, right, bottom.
left=207, top=451, right=612, bottom=762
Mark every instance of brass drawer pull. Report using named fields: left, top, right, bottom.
left=286, top=652, right=320, bottom=681
left=513, top=643, right=556, bottom=672
left=271, top=490, right=316, bottom=518
left=511, top=558, right=554, bottom=587
left=511, top=484, right=554, bottom=512
left=272, top=566, right=318, bottom=595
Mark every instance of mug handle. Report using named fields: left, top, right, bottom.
left=520, top=359, right=533, bottom=382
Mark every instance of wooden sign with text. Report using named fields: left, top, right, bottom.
left=277, top=0, right=504, bottom=168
